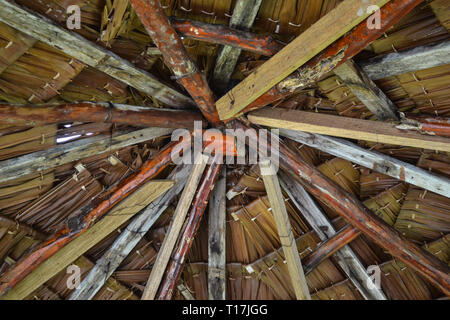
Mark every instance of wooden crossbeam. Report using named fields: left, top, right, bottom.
left=0, top=127, right=173, bottom=184
left=1, top=179, right=174, bottom=300
left=141, top=154, right=209, bottom=300
left=360, top=40, right=450, bottom=80
left=260, top=160, right=310, bottom=300
left=69, top=165, right=192, bottom=300
left=208, top=167, right=227, bottom=300
left=212, top=0, right=263, bottom=93
left=0, top=0, right=192, bottom=108
left=279, top=129, right=450, bottom=198
left=248, top=108, right=450, bottom=152
left=215, top=0, right=392, bottom=120
left=278, top=171, right=387, bottom=300
left=334, top=59, right=399, bottom=120
left=0, top=102, right=205, bottom=129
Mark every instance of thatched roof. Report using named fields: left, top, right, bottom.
left=0, top=0, right=448, bottom=300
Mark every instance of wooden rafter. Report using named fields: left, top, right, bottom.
left=279, top=129, right=450, bottom=198
left=0, top=127, right=174, bottom=184
left=130, top=0, right=220, bottom=125
left=208, top=167, right=227, bottom=300
left=334, top=59, right=399, bottom=121
left=212, top=0, right=263, bottom=93
left=141, top=154, right=209, bottom=300
left=0, top=102, right=205, bottom=129
left=279, top=171, right=387, bottom=300
left=230, top=120, right=450, bottom=296
left=0, top=0, right=193, bottom=108
left=260, top=160, right=310, bottom=300
left=248, top=108, right=450, bottom=152
left=1, top=179, right=174, bottom=300
left=69, top=165, right=192, bottom=300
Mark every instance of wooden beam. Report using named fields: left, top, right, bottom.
left=221, top=0, right=422, bottom=118
left=248, top=108, right=450, bottom=152
left=430, top=0, right=450, bottom=31
left=360, top=40, right=450, bottom=80
left=278, top=129, right=450, bottom=198
left=334, top=59, right=399, bottom=120
left=0, top=127, right=173, bottom=184
left=215, top=0, right=392, bottom=120
left=1, top=179, right=173, bottom=300
left=141, top=154, right=209, bottom=300
left=158, top=156, right=223, bottom=299
left=0, top=0, right=192, bottom=108
left=278, top=171, right=387, bottom=300
left=69, top=165, right=192, bottom=300
left=208, top=167, right=227, bottom=300
left=231, top=120, right=450, bottom=296
left=259, top=160, right=310, bottom=300
left=177, top=284, right=195, bottom=300
left=130, top=0, right=220, bottom=125
left=212, top=0, right=263, bottom=93
left=0, top=102, right=205, bottom=129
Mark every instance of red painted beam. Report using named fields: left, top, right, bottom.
left=0, top=139, right=189, bottom=296
left=171, top=18, right=284, bottom=57
left=130, top=0, right=220, bottom=125
left=157, top=155, right=223, bottom=299
left=231, top=119, right=450, bottom=296
left=236, top=0, right=423, bottom=117
left=0, top=102, right=206, bottom=129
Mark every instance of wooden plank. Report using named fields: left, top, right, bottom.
left=248, top=108, right=450, bottom=152
left=0, top=0, right=193, bottom=108
left=141, top=154, right=209, bottom=300
left=279, top=129, right=450, bottom=198
left=215, top=0, right=391, bottom=120
left=1, top=179, right=174, bottom=300
left=0, top=127, right=173, bottom=184
left=177, top=284, right=195, bottom=300
left=279, top=171, right=387, bottom=300
left=212, top=0, right=263, bottom=93
left=69, top=165, right=192, bottom=300
left=208, top=167, right=226, bottom=300
left=259, top=160, right=310, bottom=300
left=360, top=40, right=450, bottom=80
left=430, top=0, right=450, bottom=31
left=334, top=59, right=399, bottom=120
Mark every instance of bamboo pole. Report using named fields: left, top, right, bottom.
left=0, top=102, right=205, bottom=129
left=141, top=154, right=209, bottom=300
left=157, top=155, right=223, bottom=299
left=0, top=139, right=189, bottom=296
left=230, top=120, right=450, bottom=296
left=130, top=0, right=220, bottom=125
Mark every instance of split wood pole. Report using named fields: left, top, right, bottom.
left=259, top=160, right=311, bottom=300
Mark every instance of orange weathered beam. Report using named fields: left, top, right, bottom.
left=0, top=102, right=206, bottom=129
left=130, top=0, right=220, bottom=125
